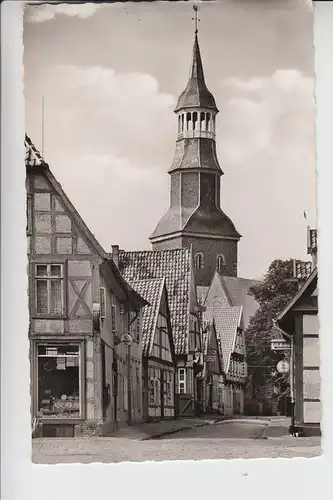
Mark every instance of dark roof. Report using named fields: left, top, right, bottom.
left=168, top=138, right=223, bottom=174
left=25, top=135, right=107, bottom=259
left=129, top=278, right=165, bottom=356
left=276, top=267, right=318, bottom=322
left=218, top=275, right=260, bottom=330
left=204, top=305, right=242, bottom=372
left=175, top=34, right=218, bottom=112
left=99, top=260, right=148, bottom=311
left=119, top=249, right=192, bottom=355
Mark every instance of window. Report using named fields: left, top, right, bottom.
left=37, top=344, right=81, bottom=419
left=195, top=253, right=203, bottom=270
left=216, top=254, right=225, bottom=273
left=111, top=293, right=117, bottom=333
left=35, top=264, right=64, bottom=316
left=134, top=316, right=140, bottom=343
left=164, top=371, right=174, bottom=406
left=26, top=195, right=32, bottom=234
left=178, top=368, right=186, bottom=394
left=100, top=287, right=106, bottom=319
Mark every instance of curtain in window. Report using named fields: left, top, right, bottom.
left=36, top=280, right=48, bottom=314
left=51, top=279, right=62, bottom=314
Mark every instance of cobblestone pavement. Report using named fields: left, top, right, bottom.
left=32, top=419, right=321, bottom=464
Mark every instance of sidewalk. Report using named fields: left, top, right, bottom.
left=263, top=417, right=291, bottom=438
left=106, top=416, right=218, bottom=441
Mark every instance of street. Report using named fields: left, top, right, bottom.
left=32, top=419, right=321, bottom=464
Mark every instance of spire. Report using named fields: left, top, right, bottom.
left=175, top=6, right=218, bottom=113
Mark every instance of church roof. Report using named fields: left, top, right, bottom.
left=168, top=137, right=223, bottom=174
left=175, top=34, right=218, bottom=113
left=118, top=248, right=193, bottom=355
left=128, top=278, right=166, bottom=356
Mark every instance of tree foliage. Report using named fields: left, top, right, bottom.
left=245, top=259, right=298, bottom=397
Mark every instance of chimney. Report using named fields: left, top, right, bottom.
left=307, top=228, right=317, bottom=270
left=111, top=245, right=119, bottom=268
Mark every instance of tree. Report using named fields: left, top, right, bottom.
left=245, top=259, right=298, bottom=404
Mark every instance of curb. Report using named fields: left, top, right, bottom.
left=261, top=419, right=272, bottom=440
left=140, top=421, right=212, bottom=441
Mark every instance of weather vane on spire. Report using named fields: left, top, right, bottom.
left=192, top=5, right=200, bottom=34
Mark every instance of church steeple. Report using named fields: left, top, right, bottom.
left=175, top=32, right=218, bottom=114
left=150, top=7, right=241, bottom=286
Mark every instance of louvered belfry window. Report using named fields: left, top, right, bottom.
left=35, top=264, right=64, bottom=315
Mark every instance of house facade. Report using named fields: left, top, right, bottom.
left=117, top=247, right=205, bottom=417
left=26, top=136, right=146, bottom=438
left=276, top=229, right=320, bottom=436
left=202, top=321, right=224, bottom=413
left=129, top=278, right=176, bottom=421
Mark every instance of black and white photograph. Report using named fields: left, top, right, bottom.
left=22, top=0, right=321, bottom=464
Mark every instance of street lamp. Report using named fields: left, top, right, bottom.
left=271, top=331, right=295, bottom=435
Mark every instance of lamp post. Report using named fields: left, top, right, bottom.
left=271, top=331, right=295, bottom=435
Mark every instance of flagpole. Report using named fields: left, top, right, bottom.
left=41, top=95, right=44, bottom=156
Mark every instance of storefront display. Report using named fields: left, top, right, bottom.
left=37, top=344, right=81, bottom=419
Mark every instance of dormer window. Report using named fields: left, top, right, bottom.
left=195, top=252, right=203, bottom=270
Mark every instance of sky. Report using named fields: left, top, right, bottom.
left=24, top=0, right=316, bottom=280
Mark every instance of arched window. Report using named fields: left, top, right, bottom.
left=195, top=253, right=203, bottom=270
left=193, top=112, right=198, bottom=131
left=216, top=254, right=225, bottom=273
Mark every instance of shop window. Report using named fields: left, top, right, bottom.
left=100, top=287, right=106, bottom=319
left=35, top=264, right=64, bottom=316
left=37, top=344, right=81, bottom=419
left=178, top=368, right=186, bottom=394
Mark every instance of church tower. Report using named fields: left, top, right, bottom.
left=150, top=7, right=241, bottom=286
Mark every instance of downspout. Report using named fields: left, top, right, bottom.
left=272, top=320, right=295, bottom=434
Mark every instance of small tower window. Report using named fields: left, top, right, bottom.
left=206, top=113, right=211, bottom=132
left=195, top=253, right=204, bottom=270
left=216, top=254, right=225, bottom=273
left=200, top=112, right=205, bottom=131
left=193, top=112, right=198, bottom=131
left=186, top=112, right=191, bottom=131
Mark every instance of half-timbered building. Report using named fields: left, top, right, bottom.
left=26, top=135, right=146, bottom=437
left=276, top=229, right=320, bottom=436
left=129, top=278, right=176, bottom=420
left=202, top=321, right=224, bottom=413
left=117, top=247, right=205, bottom=417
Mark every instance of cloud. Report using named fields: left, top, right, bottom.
left=31, top=64, right=176, bottom=168
left=219, top=69, right=314, bottom=165
left=25, top=4, right=102, bottom=23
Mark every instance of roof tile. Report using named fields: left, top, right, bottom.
left=204, top=305, right=242, bottom=372
left=119, top=249, right=191, bottom=355
left=129, top=278, right=165, bottom=357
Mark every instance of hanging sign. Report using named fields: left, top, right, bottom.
left=121, top=333, right=133, bottom=346
left=205, top=349, right=217, bottom=363
left=276, top=359, right=290, bottom=374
